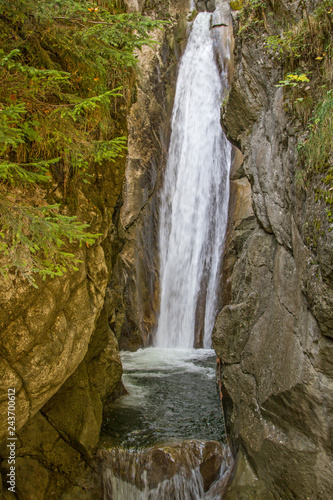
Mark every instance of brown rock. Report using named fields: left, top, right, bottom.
left=100, top=440, right=225, bottom=493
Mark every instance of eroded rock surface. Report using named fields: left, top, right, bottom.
left=213, top=1, right=333, bottom=498
left=0, top=246, right=108, bottom=443
left=0, top=217, right=123, bottom=499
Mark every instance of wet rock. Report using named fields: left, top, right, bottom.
left=100, top=440, right=225, bottom=495
left=199, top=441, right=224, bottom=491
left=216, top=0, right=333, bottom=497
left=195, top=0, right=216, bottom=12
left=196, top=1, right=207, bottom=12
left=206, top=1, right=216, bottom=13
left=224, top=450, right=272, bottom=500
left=124, top=0, right=145, bottom=13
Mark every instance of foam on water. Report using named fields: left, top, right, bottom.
left=122, top=347, right=216, bottom=376
left=101, top=347, right=224, bottom=448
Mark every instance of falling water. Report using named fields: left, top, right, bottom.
left=101, top=11, right=233, bottom=499
left=154, top=12, right=231, bottom=349
left=102, top=447, right=205, bottom=500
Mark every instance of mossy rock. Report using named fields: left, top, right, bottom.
left=188, top=9, right=198, bottom=22
left=230, top=0, right=243, bottom=11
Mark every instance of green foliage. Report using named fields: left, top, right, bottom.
left=0, top=202, right=98, bottom=284
left=297, top=90, right=333, bottom=228
left=237, top=0, right=267, bottom=37
left=276, top=72, right=309, bottom=88
left=265, top=0, right=333, bottom=107
left=263, top=1, right=333, bottom=229
left=0, top=0, right=165, bottom=283
left=265, top=1, right=333, bottom=68
left=230, top=1, right=243, bottom=11
left=298, top=90, right=333, bottom=173
left=188, top=10, right=198, bottom=22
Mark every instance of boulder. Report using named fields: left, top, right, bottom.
left=100, top=440, right=226, bottom=494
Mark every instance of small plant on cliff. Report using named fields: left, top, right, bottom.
left=264, top=0, right=333, bottom=230
left=298, top=90, right=333, bottom=174
left=0, top=0, right=166, bottom=284
left=297, top=90, right=333, bottom=227
left=237, top=0, right=267, bottom=37
left=229, top=0, right=243, bottom=11
left=276, top=72, right=310, bottom=88
left=265, top=0, right=333, bottom=66
left=0, top=203, right=98, bottom=282
left=265, top=0, right=333, bottom=111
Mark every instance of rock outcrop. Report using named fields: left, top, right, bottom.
left=213, top=1, right=333, bottom=498
left=101, top=440, right=225, bottom=497
left=0, top=166, right=124, bottom=499
left=195, top=0, right=216, bottom=13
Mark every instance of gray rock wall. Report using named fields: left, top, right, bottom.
left=213, top=1, right=333, bottom=498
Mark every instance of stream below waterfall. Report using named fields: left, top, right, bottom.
left=101, top=348, right=224, bottom=448
left=100, top=348, right=228, bottom=499
left=101, top=10, right=232, bottom=499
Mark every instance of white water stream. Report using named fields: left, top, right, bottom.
left=154, top=12, right=231, bottom=349
left=102, top=11, right=233, bottom=499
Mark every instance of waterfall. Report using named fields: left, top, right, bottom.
left=102, top=448, right=205, bottom=500
left=100, top=12, right=233, bottom=500
left=154, top=12, right=232, bottom=349
left=101, top=441, right=231, bottom=500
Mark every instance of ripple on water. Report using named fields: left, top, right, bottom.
left=101, top=348, right=225, bottom=448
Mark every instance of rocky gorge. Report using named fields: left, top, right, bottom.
left=0, top=0, right=332, bottom=499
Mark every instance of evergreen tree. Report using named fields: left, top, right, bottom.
left=0, top=0, right=165, bottom=284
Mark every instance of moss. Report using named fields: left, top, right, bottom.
left=230, top=1, right=243, bottom=11
left=188, top=9, right=199, bottom=22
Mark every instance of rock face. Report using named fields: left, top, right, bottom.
left=0, top=175, right=124, bottom=499
left=0, top=245, right=108, bottom=443
left=195, top=0, right=216, bottom=13
left=213, top=1, right=333, bottom=498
